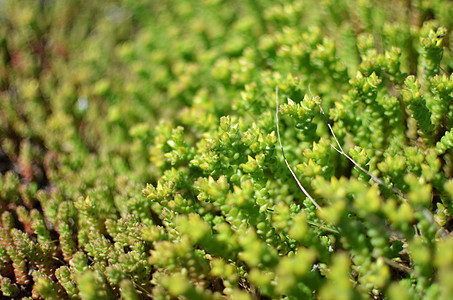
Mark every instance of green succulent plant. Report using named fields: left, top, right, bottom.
left=1, top=0, right=453, bottom=299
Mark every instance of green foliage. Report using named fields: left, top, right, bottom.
left=1, top=0, right=453, bottom=299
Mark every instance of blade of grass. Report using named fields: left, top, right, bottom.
left=275, top=86, right=322, bottom=210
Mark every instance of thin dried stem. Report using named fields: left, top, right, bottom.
left=308, top=84, right=406, bottom=199
left=313, top=89, right=453, bottom=238
left=275, top=86, right=322, bottom=210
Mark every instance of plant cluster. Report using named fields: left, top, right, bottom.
left=1, top=0, right=453, bottom=299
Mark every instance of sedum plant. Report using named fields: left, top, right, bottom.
left=1, top=0, right=453, bottom=299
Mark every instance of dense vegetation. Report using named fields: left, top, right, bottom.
left=1, top=0, right=453, bottom=299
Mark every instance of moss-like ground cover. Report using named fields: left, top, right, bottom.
left=1, top=0, right=453, bottom=299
